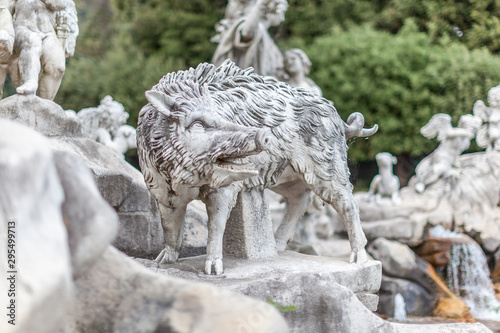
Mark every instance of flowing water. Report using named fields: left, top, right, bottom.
left=393, top=293, right=408, bottom=321
left=430, top=226, right=500, bottom=320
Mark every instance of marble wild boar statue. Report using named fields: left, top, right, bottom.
left=137, top=60, right=378, bottom=275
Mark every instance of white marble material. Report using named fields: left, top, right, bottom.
left=137, top=60, right=377, bottom=275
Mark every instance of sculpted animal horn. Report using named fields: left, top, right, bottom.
left=345, top=112, right=378, bottom=139
left=145, top=90, right=176, bottom=117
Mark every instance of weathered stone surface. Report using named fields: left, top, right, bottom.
left=368, top=238, right=437, bottom=295
left=378, top=276, right=437, bottom=317
left=413, top=237, right=452, bottom=268
left=433, top=297, right=475, bottom=323
left=74, top=247, right=289, bottom=333
left=0, top=95, right=161, bottom=258
left=0, top=120, right=72, bottom=333
left=136, top=252, right=382, bottom=311
left=53, top=151, right=119, bottom=279
left=180, top=200, right=209, bottom=258
left=482, top=237, right=500, bottom=255
left=223, top=188, right=278, bottom=259
left=114, top=212, right=153, bottom=257
left=0, top=119, right=290, bottom=333
left=136, top=253, right=491, bottom=333
left=492, top=249, right=500, bottom=283
left=362, top=218, right=418, bottom=242
left=94, top=168, right=133, bottom=207
left=0, top=94, right=82, bottom=136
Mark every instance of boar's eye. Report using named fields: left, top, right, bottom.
left=189, top=121, right=205, bottom=131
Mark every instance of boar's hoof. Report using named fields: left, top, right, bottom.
left=275, top=239, right=287, bottom=252
left=155, top=247, right=179, bottom=267
left=204, top=258, right=223, bottom=275
left=349, top=248, right=368, bottom=264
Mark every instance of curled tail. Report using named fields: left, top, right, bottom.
left=344, top=112, right=378, bottom=139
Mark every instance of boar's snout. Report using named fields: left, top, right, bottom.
left=255, top=128, right=272, bottom=151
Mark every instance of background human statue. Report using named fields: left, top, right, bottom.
left=9, top=0, right=78, bottom=100
left=212, top=0, right=288, bottom=78
left=0, top=0, right=15, bottom=99
left=414, top=113, right=481, bottom=193
left=69, top=95, right=137, bottom=155
left=473, top=85, right=500, bottom=152
left=283, top=48, right=322, bottom=96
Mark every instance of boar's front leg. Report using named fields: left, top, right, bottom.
left=155, top=199, right=189, bottom=267
left=200, top=183, right=241, bottom=275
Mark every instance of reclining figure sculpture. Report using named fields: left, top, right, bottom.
left=137, top=60, right=377, bottom=275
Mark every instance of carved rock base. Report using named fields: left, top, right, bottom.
left=136, top=253, right=490, bottom=332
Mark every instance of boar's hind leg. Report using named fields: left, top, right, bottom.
left=272, top=182, right=312, bottom=252
left=201, top=184, right=240, bottom=275
left=155, top=201, right=188, bottom=267
left=318, top=186, right=368, bottom=264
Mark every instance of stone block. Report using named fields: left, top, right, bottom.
left=223, top=188, right=278, bottom=259
left=93, top=168, right=132, bottom=208
left=378, top=275, right=437, bottom=317
left=113, top=212, right=151, bottom=258
left=0, top=94, right=83, bottom=137
left=117, top=179, right=151, bottom=212
left=362, top=218, right=417, bottom=242
left=368, top=238, right=437, bottom=295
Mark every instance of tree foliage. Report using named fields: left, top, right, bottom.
left=374, top=0, right=500, bottom=54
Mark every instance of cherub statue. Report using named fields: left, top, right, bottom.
left=473, top=85, right=500, bottom=152
left=414, top=113, right=481, bottom=193
left=75, top=96, right=137, bottom=155
left=8, top=0, right=78, bottom=100
left=283, top=48, right=322, bottom=96
left=368, top=152, right=401, bottom=205
left=212, top=0, right=288, bottom=78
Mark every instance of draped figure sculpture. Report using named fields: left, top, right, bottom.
left=212, top=0, right=288, bottom=78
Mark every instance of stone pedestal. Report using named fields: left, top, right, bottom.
left=136, top=253, right=492, bottom=333
left=223, top=188, right=278, bottom=259
left=136, top=252, right=382, bottom=330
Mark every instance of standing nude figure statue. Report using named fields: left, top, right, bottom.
left=212, top=0, right=288, bottom=78
left=11, top=0, right=77, bottom=100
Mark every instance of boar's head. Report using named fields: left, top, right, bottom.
left=145, top=88, right=271, bottom=190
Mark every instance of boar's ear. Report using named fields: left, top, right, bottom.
left=145, top=90, right=176, bottom=117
